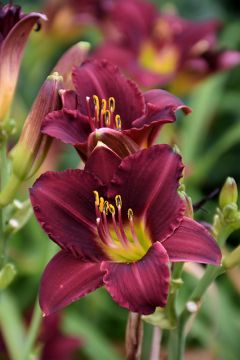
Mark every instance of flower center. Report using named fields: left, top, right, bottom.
left=86, top=95, right=122, bottom=131
left=93, top=192, right=151, bottom=263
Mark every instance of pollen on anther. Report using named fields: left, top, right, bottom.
left=99, top=197, right=104, bottom=212
left=115, top=195, right=122, bottom=208
left=109, top=97, right=115, bottom=112
left=93, top=191, right=100, bottom=206
left=128, top=208, right=134, bottom=220
left=115, top=114, right=121, bottom=130
left=109, top=204, right=115, bottom=215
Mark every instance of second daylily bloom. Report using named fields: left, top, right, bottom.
left=94, top=0, right=240, bottom=93
left=0, top=3, right=46, bottom=121
left=30, top=145, right=221, bottom=316
left=42, top=59, right=191, bottom=160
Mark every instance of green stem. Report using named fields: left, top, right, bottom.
left=21, top=297, right=42, bottom=360
left=167, top=320, right=185, bottom=360
left=0, top=139, right=9, bottom=267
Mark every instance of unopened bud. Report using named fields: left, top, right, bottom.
left=0, top=73, right=63, bottom=207
left=219, top=177, right=238, bottom=210
left=10, top=72, right=63, bottom=180
left=54, top=41, right=91, bottom=88
left=223, top=245, right=240, bottom=269
left=0, top=263, right=17, bottom=289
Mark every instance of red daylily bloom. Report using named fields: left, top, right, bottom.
left=0, top=3, right=46, bottom=120
left=43, top=0, right=113, bottom=41
left=42, top=59, right=191, bottom=160
left=94, top=0, right=240, bottom=92
left=30, top=145, right=221, bottom=316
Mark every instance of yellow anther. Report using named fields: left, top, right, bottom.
left=93, top=95, right=100, bottom=115
left=128, top=208, right=134, bottom=220
left=101, top=98, right=107, bottom=112
left=108, top=204, right=115, bottom=215
left=115, top=195, right=122, bottom=208
left=109, top=97, right=115, bottom=112
left=104, top=201, right=109, bottom=214
left=104, top=110, right=111, bottom=126
left=93, top=191, right=100, bottom=206
left=99, top=197, right=104, bottom=212
left=115, top=114, right=121, bottom=130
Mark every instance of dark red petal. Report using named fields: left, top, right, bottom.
left=162, top=217, right=221, bottom=265
left=40, top=251, right=104, bottom=316
left=30, top=170, right=107, bottom=261
left=102, top=242, right=170, bottom=315
left=108, top=145, right=185, bottom=241
left=143, top=89, right=192, bottom=115
left=87, top=128, right=139, bottom=158
left=42, top=109, right=91, bottom=146
left=85, top=145, right=121, bottom=185
left=72, top=59, right=145, bottom=128
left=124, top=89, right=191, bottom=146
left=59, top=90, right=78, bottom=109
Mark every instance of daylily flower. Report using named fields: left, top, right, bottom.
left=30, top=145, right=221, bottom=316
left=94, top=0, right=240, bottom=93
left=42, top=59, right=191, bottom=160
left=43, top=0, right=113, bottom=42
left=0, top=3, right=46, bottom=121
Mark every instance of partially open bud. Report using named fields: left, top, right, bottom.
left=10, top=72, right=63, bottom=180
left=54, top=41, right=91, bottom=88
left=219, top=177, right=238, bottom=210
left=0, top=73, right=63, bottom=207
left=0, top=4, right=47, bottom=121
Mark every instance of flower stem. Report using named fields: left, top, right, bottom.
left=21, top=297, right=42, bottom=360
left=0, top=138, right=9, bottom=268
left=150, top=326, right=162, bottom=360
left=125, top=312, right=143, bottom=360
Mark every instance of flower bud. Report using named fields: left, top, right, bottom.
left=219, top=177, right=238, bottom=210
left=0, top=4, right=47, bottom=121
left=223, top=246, right=240, bottom=269
left=10, top=72, right=63, bottom=180
left=0, top=73, right=63, bottom=207
left=0, top=263, right=17, bottom=290
left=54, top=41, right=91, bottom=88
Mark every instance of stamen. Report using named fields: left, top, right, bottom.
left=109, top=97, right=115, bottom=112
left=86, top=97, right=95, bottom=130
left=115, top=115, right=122, bottom=130
left=93, top=191, right=100, bottom=206
left=99, top=197, right=104, bottom=213
left=104, top=201, right=109, bottom=215
left=100, top=99, right=107, bottom=127
left=115, top=195, right=122, bottom=208
left=128, top=208, right=140, bottom=246
left=128, top=208, right=133, bottom=220
left=104, top=110, right=111, bottom=126
left=93, top=95, right=100, bottom=127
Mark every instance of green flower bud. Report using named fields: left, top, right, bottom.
left=0, top=263, right=17, bottom=289
left=219, top=177, right=238, bottom=210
